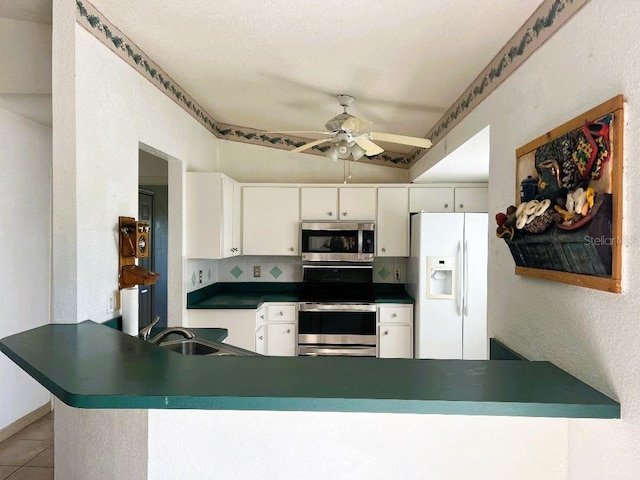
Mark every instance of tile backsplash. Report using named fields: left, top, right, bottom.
left=186, top=256, right=407, bottom=292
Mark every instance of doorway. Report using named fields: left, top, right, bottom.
left=139, top=150, right=169, bottom=329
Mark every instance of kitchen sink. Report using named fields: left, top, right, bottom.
left=161, top=339, right=220, bottom=355
left=158, top=337, right=259, bottom=356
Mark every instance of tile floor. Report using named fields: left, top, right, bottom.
left=0, top=412, right=53, bottom=480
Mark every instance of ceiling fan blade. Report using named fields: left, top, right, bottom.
left=369, top=132, right=432, bottom=149
left=290, top=138, right=330, bottom=153
left=355, top=137, right=384, bottom=156
left=340, top=116, right=373, bottom=133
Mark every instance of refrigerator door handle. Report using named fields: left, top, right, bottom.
left=456, top=240, right=462, bottom=315
left=464, top=239, right=469, bottom=316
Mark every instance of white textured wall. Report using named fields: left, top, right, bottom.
left=53, top=3, right=219, bottom=325
left=148, top=409, right=567, bottom=480
left=411, top=1, right=640, bottom=478
left=217, top=139, right=410, bottom=183
left=0, top=109, right=51, bottom=429
left=55, top=399, right=147, bottom=480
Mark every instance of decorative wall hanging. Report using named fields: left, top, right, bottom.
left=495, top=95, right=623, bottom=293
left=118, top=216, right=160, bottom=289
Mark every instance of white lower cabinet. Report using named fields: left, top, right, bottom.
left=255, top=325, right=267, bottom=355
left=187, top=309, right=257, bottom=352
left=256, top=302, right=298, bottom=356
left=377, top=304, right=413, bottom=358
left=266, top=323, right=296, bottom=356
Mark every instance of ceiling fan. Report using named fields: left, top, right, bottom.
left=272, top=94, right=433, bottom=161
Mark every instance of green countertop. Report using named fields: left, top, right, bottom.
left=187, top=282, right=413, bottom=309
left=0, top=320, right=619, bottom=418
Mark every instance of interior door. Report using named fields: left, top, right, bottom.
left=138, top=190, right=154, bottom=330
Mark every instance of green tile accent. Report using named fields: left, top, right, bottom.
left=378, top=267, right=391, bottom=280
left=230, top=266, right=243, bottom=279
left=191, top=272, right=196, bottom=286
left=269, top=266, right=283, bottom=279
left=207, top=268, right=212, bottom=281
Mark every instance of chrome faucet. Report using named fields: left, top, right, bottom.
left=148, top=327, right=195, bottom=345
left=138, top=315, right=160, bottom=341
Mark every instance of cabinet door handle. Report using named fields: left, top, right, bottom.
left=279, top=311, right=284, bottom=316
left=259, top=336, right=263, bottom=340
left=140, top=288, right=148, bottom=294
left=327, top=211, right=333, bottom=216
left=260, top=315, right=264, bottom=319
left=444, top=203, right=449, bottom=208
left=459, top=204, right=464, bottom=209
left=286, top=329, right=291, bottom=334
left=392, top=313, right=397, bottom=318
left=384, top=330, right=389, bottom=335
left=289, top=247, right=294, bottom=252
left=381, top=247, right=386, bottom=253
left=342, top=212, right=347, bottom=216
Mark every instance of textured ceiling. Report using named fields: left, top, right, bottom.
left=0, top=0, right=51, bottom=24
left=87, top=0, right=543, bottom=158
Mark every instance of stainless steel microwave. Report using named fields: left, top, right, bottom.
left=300, top=222, right=375, bottom=262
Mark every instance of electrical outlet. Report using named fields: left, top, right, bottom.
left=253, top=266, right=261, bottom=278
left=394, top=267, right=401, bottom=281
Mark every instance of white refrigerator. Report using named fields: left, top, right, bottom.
left=407, top=212, right=488, bottom=359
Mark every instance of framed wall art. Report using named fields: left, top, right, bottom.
left=497, top=95, right=623, bottom=293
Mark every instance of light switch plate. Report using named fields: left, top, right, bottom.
left=253, top=266, right=261, bottom=277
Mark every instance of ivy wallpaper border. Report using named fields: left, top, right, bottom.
left=411, top=0, right=590, bottom=166
left=74, top=0, right=407, bottom=168
left=76, top=0, right=588, bottom=170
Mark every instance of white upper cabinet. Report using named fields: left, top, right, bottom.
left=409, top=187, right=455, bottom=213
left=338, top=187, right=376, bottom=220
left=186, top=172, right=241, bottom=259
left=301, top=187, right=376, bottom=221
left=242, top=187, right=300, bottom=256
left=409, top=186, right=488, bottom=213
left=300, top=187, right=338, bottom=220
left=222, top=176, right=242, bottom=256
left=376, top=187, right=409, bottom=257
left=453, top=187, right=488, bottom=213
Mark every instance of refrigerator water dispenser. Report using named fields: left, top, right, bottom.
left=426, top=256, right=455, bottom=299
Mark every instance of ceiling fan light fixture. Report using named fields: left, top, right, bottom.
left=350, top=143, right=366, bottom=161
left=336, top=141, right=350, bottom=159
left=326, top=145, right=339, bottom=162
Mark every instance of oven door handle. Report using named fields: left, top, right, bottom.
left=298, top=303, right=377, bottom=313
left=298, top=346, right=377, bottom=357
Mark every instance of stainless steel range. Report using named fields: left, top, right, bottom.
left=298, top=264, right=377, bottom=357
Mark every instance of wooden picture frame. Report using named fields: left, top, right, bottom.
left=505, top=95, right=623, bottom=293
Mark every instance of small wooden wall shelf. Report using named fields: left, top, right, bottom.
left=118, top=216, right=159, bottom=290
